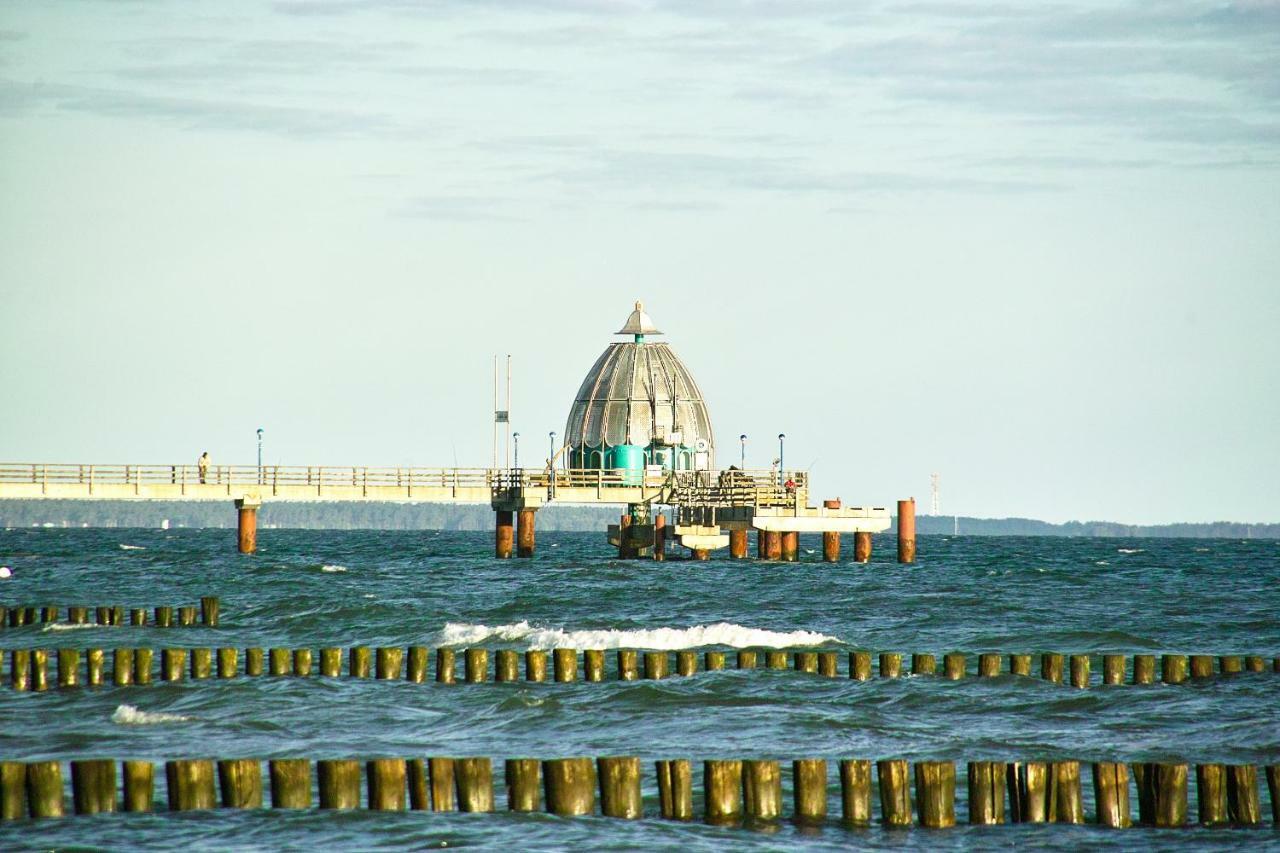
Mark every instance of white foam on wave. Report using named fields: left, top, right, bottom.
left=1117, top=548, right=1144, bottom=554
left=320, top=564, right=348, bottom=573
left=436, top=621, right=839, bottom=650
left=119, top=544, right=146, bottom=550
left=111, top=704, right=193, bottom=725
left=43, top=622, right=102, bottom=632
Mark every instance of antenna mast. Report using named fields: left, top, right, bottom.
left=930, top=472, right=941, bottom=516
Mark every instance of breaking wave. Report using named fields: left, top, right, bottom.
left=119, top=544, right=146, bottom=550
left=435, top=621, right=839, bottom=650
left=320, top=565, right=348, bottom=573
left=43, top=622, right=101, bottom=632
left=111, top=704, right=193, bottom=725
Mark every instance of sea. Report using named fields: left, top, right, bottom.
left=0, top=528, right=1276, bottom=850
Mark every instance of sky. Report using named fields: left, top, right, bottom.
left=1, top=1, right=1278, bottom=525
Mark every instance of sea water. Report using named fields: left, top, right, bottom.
left=0, top=528, right=1276, bottom=849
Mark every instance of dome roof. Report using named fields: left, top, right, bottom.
left=565, top=304, right=714, bottom=459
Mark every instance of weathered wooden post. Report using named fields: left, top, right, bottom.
left=911, top=652, right=936, bottom=676
left=677, top=650, right=698, bottom=677
left=408, top=759, right=428, bottom=810
left=581, top=649, right=604, bottom=681
left=1010, top=762, right=1052, bottom=822
left=597, top=757, right=642, bottom=819
left=525, top=649, right=548, bottom=682
left=428, top=758, right=455, bottom=811
left=110, top=648, right=131, bottom=686
left=644, top=651, right=669, bottom=679
left=1092, top=761, right=1130, bottom=827
left=1196, top=764, right=1228, bottom=825
left=967, top=761, right=1004, bottom=824
left=495, top=649, right=519, bottom=682
left=130, top=608, right=146, bottom=626
left=1102, top=654, right=1125, bottom=685
left=134, top=647, right=153, bottom=684
left=26, top=761, right=65, bottom=818
left=10, top=649, right=30, bottom=692
left=178, top=605, right=197, bottom=626
left=738, top=649, right=758, bottom=670
left=455, top=758, right=494, bottom=812
left=1190, top=654, right=1213, bottom=679
left=705, top=651, right=726, bottom=672
left=818, top=651, right=838, bottom=677
left=742, top=759, right=782, bottom=822
left=318, top=648, right=340, bottom=677
left=1, top=762, right=25, bottom=819
left=123, top=761, right=154, bottom=812
left=1069, top=654, right=1090, bottom=689
left=97, top=606, right=112, bottom=626
left=68, top=606, right=88, bottom=625
left=793, top=759, right=827, bottom=823
left=1009, top=653, right=1032, bottom=677
left=30, top=650, right=49, bottom=692
left=793, top=651, right=817, bottom=674
left=1161, top=654, right=1188, bottom=684
left=269, top=759, right=311, bottom=808
left=978, top=653, right=1000, bottom=677
left=1220, top=655, right=1243, bottom=676
left=505, top=759, right=540, bottom=811
left=71, top=759, right=116, bottom=814
left=1227, top=764, right=1260, bottom=824
left=656, top=759, right=692, bottom=820
left=162, top=648, right=186, bottom=682
left=406, top=646, right=428, bottom=683
left=1041, top=653, right=1064, bottom=684
left=915, top=761, right=956, bottom=828
left=1054, top=761, right=1083, bottom=823
left=243, top=647, right=263, bottom=677
left=1132, top=654, right=1155, bottom=684
left=218, top=648, right=239, bottom=678
left=896, top=498, right=916, bottom=563
left=435, top=647, right=456, bottom=684
left=154, top=606, right=173, bottom=628
left=317, top=759, right=360, bottom=809
left=944, top=652, right=966, bottom=680
left=58, top=648, right=79, bottom=688
left=166, top=759, right=217, bottom=810
left=218, top=759, right=263, bottom=809
left=87, top=648, right=105, bottom=685
left=554, top=648, right=577, bottom=682
left=375, top=646, right=403, bottom=679
left=1134, top=762, right=1187, bottom=826
left=877, top=760, right=912, bottom=827
left=367, top=758, right=407, bottom=811
left=464, top=648, right=487, bottom=683
left=543, top=758, right=595, bottom=816
left=879, top=652, right=902, bottom=678
left=349, top=646, right=371, bottom=678
left=704, top=760, right=742, bottom=824
left=268, top=647, right=289, bottom=676
left=617, top=649, right=639, bottom=680
left=766, top=650, right=787, bottom=669
left=190, top=647, right=212, bottom=679
left=292, top=648, right=312, bottom=677
left=1245, top=655, right=1265, bottom=672
left=1266, top=765, right=1279, bottom=825
left=840, top=759, right=871, bottom=825
left=850, top=651, right=872, bottom=681
left=200, top=597, right=219, bottom=627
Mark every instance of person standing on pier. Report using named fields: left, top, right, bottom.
left=198, top=451, right=210, bottom=484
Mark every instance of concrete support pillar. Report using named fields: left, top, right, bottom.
left=757, top=529, right=766, bottom=558
left=764, top=530, right=782, bottom=561
left=854, top=531, right=872, bottom=563
left=780, top=531, right=799, bottom=562
left=516, top=510, right=535, bottom=558
left=823, top=500, right=841, bottom=562
left=495, top=510, right=514, bottom=559
left=729, top=529, right=748, bottom=560
left=234, top=499, right=259, bottom=554
left=653, top=514, right=666, bottom=562
left=618, top=515, right=633, bottom=559
left=897, top=498, right=916, bottom=564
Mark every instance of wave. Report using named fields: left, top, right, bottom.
left=43, top=623, right=102, bottom=632
left=320, top=565, right=348, bottom=573
left=1117, top=548, right=1144, bottom=554
left=435, top=621, right=839, bottom=650
left=111, top=704, right=193, bottom=725
left=119, top=544, right=146, bottom=550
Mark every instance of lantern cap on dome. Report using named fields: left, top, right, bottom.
left=615, top=300, right=662, bottom=336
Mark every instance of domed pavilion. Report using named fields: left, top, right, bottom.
left=564, top=302, right=715, bottom=472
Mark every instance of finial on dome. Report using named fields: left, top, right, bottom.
left=616, top=300, right=662, bottom=337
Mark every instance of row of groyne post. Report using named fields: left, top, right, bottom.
left=1, top=599, right=219, bottom=628
left=7, top=646, right=1277, bottom=690
left=2, top=756, right=1277, bottom=827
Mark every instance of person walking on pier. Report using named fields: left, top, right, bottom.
left=198, top=451, right=210, bottom=484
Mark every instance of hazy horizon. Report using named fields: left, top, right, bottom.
left=2, top=2, right=1277, bottom=525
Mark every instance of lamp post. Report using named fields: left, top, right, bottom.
left=256, top=428, right=264, bottom=484
left=549, top=431, right=556, bottom=472
left=777, top=433, right=785, bottom=484
left=739, top=434, right=747, bottom=468
left=513, top=432, right=520, bottom=470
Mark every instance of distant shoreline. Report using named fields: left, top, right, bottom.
left=0, top=500, right=1275, bottom=538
